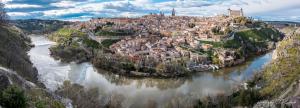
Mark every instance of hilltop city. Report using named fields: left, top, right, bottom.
left=45, top=8, right=281, bottom=77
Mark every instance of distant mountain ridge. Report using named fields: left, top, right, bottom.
left=10, top=19, right=72, bottom=34
left=266, top=21, right=300, bottom=27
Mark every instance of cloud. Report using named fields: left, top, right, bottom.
left=1, top=0, right=12, bottom=4
left=5, top=4, right=42, bottom=9
left=42, top=8, right=82, bottom=17
left=7, top=12, right=30, bottom=17
left=3, top=0, right=300, bottom=22
left=50, top=1, right=81, bottom=8
left=119, top=12, right=145, bottom=17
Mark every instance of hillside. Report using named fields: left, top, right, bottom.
left=0, top=25, right=38, bottom=83
left=254, top=27, right=300, bottom=107
left=0, top=25, right=65, bottom=108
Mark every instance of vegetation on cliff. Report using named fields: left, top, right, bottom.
left=0, top=25, right=38, bottom=83
left=0, top=5, right=65, bottom=107
left=0, top=25, right=65, bottom=108
left=49, top=28, right=99, bottom=63
left=259, top=29, right=300, bottom=98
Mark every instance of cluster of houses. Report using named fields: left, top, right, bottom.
left=79, top=8, right=246, bottom=70
left=110, top=35, right=208, bottom=63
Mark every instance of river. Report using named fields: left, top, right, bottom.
left=29, top=35, right=273, bottom=107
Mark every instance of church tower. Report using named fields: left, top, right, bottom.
left=172, top=8, right=175, bottom=16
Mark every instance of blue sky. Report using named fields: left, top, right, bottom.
left=2, top=0, right=300, bottom=22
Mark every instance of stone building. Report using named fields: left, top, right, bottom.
left=228, top=8, right=244, bottom=17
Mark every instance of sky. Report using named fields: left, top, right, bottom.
left=2, top=0, right=300, bottom=22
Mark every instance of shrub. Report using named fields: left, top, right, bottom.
left=101, top=39, right=120, bottom=48
left=0, top=85, right=27, bottom=108
left=83, top=38, right=102, bottom=49
left=232, top=89, right=262, bottom=106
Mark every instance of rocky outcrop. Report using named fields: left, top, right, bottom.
left=0, top=70, right=11, bottom=91
left=0, top=67, right=36, bottom=91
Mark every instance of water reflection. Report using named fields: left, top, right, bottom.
left=29, top=35, right=273, bottom=107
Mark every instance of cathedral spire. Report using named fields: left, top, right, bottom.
left=172, top=8, right=175, bottom=16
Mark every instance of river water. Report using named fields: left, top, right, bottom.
left=29, top=35, right=273, bottom=107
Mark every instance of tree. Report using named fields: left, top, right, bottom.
left=211, top=26, right=222, bottom=35
left=224, top=27, right=231, bottom=34
left=0, top=2, right=9, bottom=24
left=188, top=23, right=195, bottom=28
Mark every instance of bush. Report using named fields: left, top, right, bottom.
left=101, top=39, right=120, bottom=48
left=95, top=30, right=134, bottom=36
left=0, top=85, right=27, bottom=108
left=223, top=39, right=241, bottom=48
left=83, top=38, right=101, bottom=49
left=232, top=89, right=262, bottom=106
left=195, top=89, right=262, bottom=108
